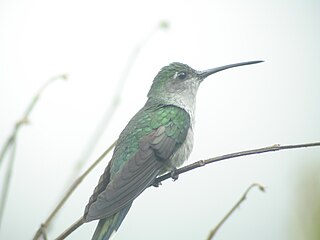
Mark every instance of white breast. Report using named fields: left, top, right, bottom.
left=162, top=126, right=194, bottom=173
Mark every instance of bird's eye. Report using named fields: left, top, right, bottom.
left=177, top=71, right=187, bottom=80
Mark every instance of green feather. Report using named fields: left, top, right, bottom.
left=110, top=104, right=190, bottom=177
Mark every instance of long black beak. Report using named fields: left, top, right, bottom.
left=199, top=60, right=263, bottom=79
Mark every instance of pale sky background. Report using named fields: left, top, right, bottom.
left=0, top=0, right=319, bottom=240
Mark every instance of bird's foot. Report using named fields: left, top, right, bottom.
left=152, top=181, right=162, bottom=188
left=170, top=168, right=179, bottom=181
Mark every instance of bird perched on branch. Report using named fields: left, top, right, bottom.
left=84, top=60, right=263, bottom=240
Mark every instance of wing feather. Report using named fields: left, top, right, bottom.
left=84, top=105, right=190, bottom=222
left=85, top=133, right=163, bottom=221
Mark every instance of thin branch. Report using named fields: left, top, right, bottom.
left=0, top=136, right=15, bottom=168
left=0, top=74, right=67, bottom=168
left=21, top=73, right=68, bottom=127
left=32, top=141, right=117, bottom=240
left=206, top=183, right=265, bottom=240
left=55, top=217, right=85, bottom=240
left=54, top=141, right=320, bottom=239
left=0, top=121, right=26, bottom=168
left=0, top=140, right=17, bottom=228
left=0, top=74, right=67, bottom=230
left=153, top=142, right=320, bottom=185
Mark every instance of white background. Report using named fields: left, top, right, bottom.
left=0, top=0, right=319, bottom=239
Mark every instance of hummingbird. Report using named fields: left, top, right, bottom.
left=83, top=60, right=263, bottom=240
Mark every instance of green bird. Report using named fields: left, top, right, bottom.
left=83, top=60, right=263, bottom=240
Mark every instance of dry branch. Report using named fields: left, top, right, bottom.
left=54, top=141, right=320, bottom=239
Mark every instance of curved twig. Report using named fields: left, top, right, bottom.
left=153, top=142, right=320, bottom=185
left=32, top=141, right=116, bottom=240
left=206, top=183, right=265, bottom=240
left=0, top=74, right=67, bottom=229
left=55, top=141, right=320, bottom=239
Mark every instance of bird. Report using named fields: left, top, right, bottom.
left=83, top=60, right=263, bottom=240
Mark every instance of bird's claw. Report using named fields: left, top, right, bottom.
left=152, top=181, right=162, bottom=187
left=170, top=168, right=179, bottom=181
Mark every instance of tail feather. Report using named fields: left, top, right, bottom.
left=91, top=203, right=132, bottom=240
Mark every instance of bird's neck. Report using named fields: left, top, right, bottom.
left=145, top=96, right=197, bottom=125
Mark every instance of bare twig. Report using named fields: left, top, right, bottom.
left=0, top=140, right=17, bottom=228
left=0, top=74, right=67, bottom=168
left=54, top=141, right=320, bottom=239
left=55, top=217, right=85, bottom=240
left=0, top=135, right=15, bottom=168
left=206, top=183, right=265, bottom=240
left=33, top=141, right=117, bottom=240
left=0, top=74, right=67, bottom=229
left=153, top=142, right=320, bottom=185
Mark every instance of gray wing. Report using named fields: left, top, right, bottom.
left=84, top=126, right=177, bottom=222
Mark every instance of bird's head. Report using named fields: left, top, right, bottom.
left=147, top=60, right=263, bottom=113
